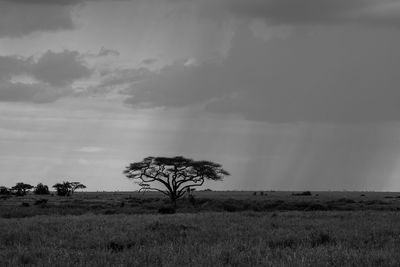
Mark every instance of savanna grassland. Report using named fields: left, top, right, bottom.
left=1, top=191, right=400, bottom=266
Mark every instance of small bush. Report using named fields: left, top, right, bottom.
left=310, top=231, right=335, bottom=247
left=106, top=241, right=135, bottom=252
left=158, top=206, right=176, bottom=214
left=34, top=199, right=48, bottom=205
left=221, top=199, right=246, bottom=212
left=292, top=191, right=312, bottom=196
left=21, top=202, right=30, bottom=207
left=305, top=203, right=328, bottom=211
left=0, top=186, right=11, bottom=195
left=337, top=198, right=356, bottom=204
left=188, top=194, right=196, bottom=206
left=103, top=209, right=117, bottom=215
left=34, top=183, right=50, bottom=195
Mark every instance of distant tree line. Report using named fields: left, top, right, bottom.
left=0, top=181, right=86, bottom=196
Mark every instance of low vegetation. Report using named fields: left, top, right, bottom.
left=0, top=211, right=399, bottom=266
left=0, top=191, right=400, bottom=218
left=1, top=190, right=400, bottom=265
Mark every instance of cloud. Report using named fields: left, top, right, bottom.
left=141, top=58, right=158, bottom=65
left=31, top=50, right=91, bottom=87
left=119, top=23, right=400, bottom=122
left=0, top=50, right=91, bottom=103
left=97, top=47, right=120, bottom=57
left=0, top=80, right=70, bottom=103
left=123, top=60, right=228, bottom=108
left=0, top=1, right=79, bottom=38
left=0, top=56, right=30, bottom=80
left=0, top=0, right=135, bottom=38
left=76, top=146, right=105, bottom=153
left=193, top=0, right=400, bottom=28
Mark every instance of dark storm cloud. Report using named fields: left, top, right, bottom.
left=0, top=0, right=134, bottom=38
left=0, top=1, right=78, bottom=37
left=195, top=0, right=400, bottom=27
left=0, top=56, right=30, bottom=80
left=0, top=50, right=91, bottom=102
left=141, top=58, right=158, bottom=65
left=0, top=81, right=68, bottom=103
left=226, top=0, right=378, bottom=23
left=1, top=0, right=82, bottom=4
left=121, top=23, right=400, bottom=122
left=97, top=47, right=120, bottom=57
left=31, top=50, right=91, bottom=87
left=123, top=60, right=228, bottom=108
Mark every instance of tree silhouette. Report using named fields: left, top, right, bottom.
left=53, top=182, right=71, bottom=196
left=70, top=182, right=86, bottom=194
left=11, top=182, right=34, bottom=196
left=53, top=181, right=86, bottom=196
left=0, top=186, right=11, bottom=195
left=34, top=183, right=50, bottom=195
left=123, top=156, right=229, bottom=207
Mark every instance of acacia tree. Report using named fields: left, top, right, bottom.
left=0, top=186, right=11, bottom=195
left=53, top=181, right=86, bottom=196
left=70, top=182, right=87, bottom=194
left=123, top=156, right=229, bottom=206
left=11, top=182, right=33, bottom=196
left=53, top=182, right=71, bottom=196
left=34, top=183, right=50, bottom=195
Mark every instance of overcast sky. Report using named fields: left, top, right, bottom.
left=1, top=0, right=400, bottom=191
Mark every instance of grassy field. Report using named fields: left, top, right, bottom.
left=1, top=190, right=400, bottom=218
left=1, top=191, right=400, bottom=266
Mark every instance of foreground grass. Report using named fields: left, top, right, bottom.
left=1, top=211, right=400, bottom=266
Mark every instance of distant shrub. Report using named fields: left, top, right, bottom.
left=310, top=231, right=335, bottom=247
left=0, top=195, right=12, bottom=200
left=337, top=198, right=356, bottom=204
left=103, top=209, right=117, bottom=215
left=21, top=202, right=30, bottom=207
left=158, top=206, right=176, bottom=214
left=268, top=238, right=296, bottom=249
left=34, top=199, right=48, bottom=205
left=34, top=183, right=50, bottom=195
left=106, top=241, right=136, bottom=253
left=305, top=203, right=328, bottom=211
left=0, top=186, right=11, bottom=195
left=11, top=183, right=33, bottom=196
left=292, top=191, right=312, bottom=196
left=221, top=199, right=246, bottom=212
left=364, top=200, right=389, bottom=205
left=188, top=194, right=196, bottom=206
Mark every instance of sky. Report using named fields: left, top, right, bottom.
left=1, top=0, right=400, bottom=191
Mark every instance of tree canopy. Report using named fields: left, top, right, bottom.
left=11, top=182, right=33, bottom=196
left=53, top=181, right=86, bottom=196
left=34, top=183, right=50, bottom=195
left=123, top=156, right=229, bottom=206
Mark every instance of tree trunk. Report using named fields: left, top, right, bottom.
left=170, top=194, right=177, bottom=209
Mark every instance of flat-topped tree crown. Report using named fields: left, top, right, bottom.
left=123, top=156, right=229, bottom=206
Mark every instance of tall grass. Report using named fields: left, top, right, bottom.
left=1, top=211, right=400, bottom=266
